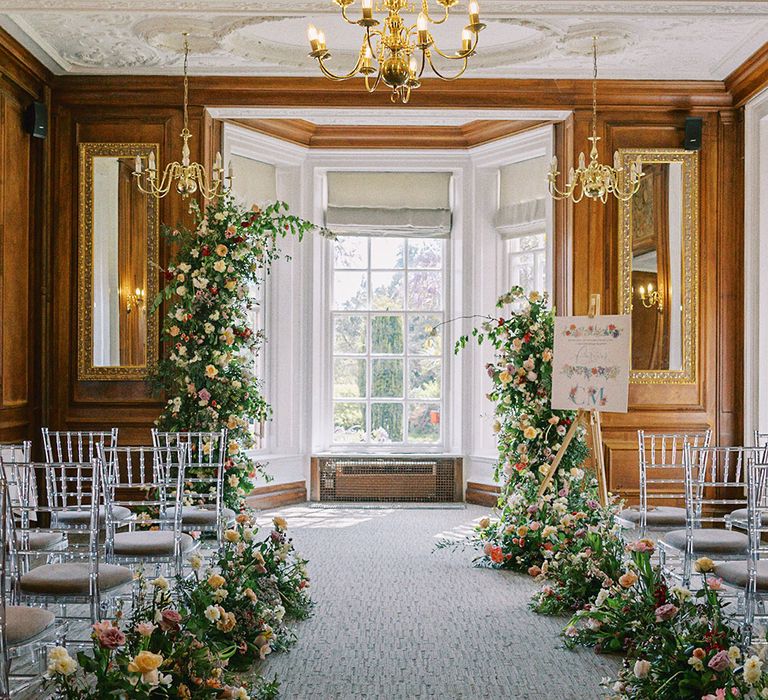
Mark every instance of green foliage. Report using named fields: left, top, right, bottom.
left=148, top=195, right=322, bottom=509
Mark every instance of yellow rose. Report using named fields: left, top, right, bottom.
left=273, top=516, right=287, bottom=531
left=225, top=279, right=237, bottom=291
left=499, top=370, right=512, bottom=384
left=205, top=364, right=218, bottom=379
left=228, top=441, right=240, bottom=456
left=215, top=244, right=228, bottom=257
left=523, top=426, right=537, bottom=440
left=516, top=526, right=529, bottom=538
left=169, top=325, right=180, bottom=337
left=478, top=517, right=491, bottom=529
left=207, top=574, right=226, bottom=590
left=619, top=571, right=638, bottom=588
left=694, top=557, right=715, bottom=573
left=127, top=650, right=163, bottom=674
left=224, top=529, right=240, bottom=543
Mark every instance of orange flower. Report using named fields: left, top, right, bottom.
left=619, top=571, right=638, bottom=588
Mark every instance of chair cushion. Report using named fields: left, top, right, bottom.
left=57, top=505, right=132, bottom=527
left=167, top=506, right=236, bottom=526
left=661, top=528, right=749, bottom=555
left=20, top=563, right=133, bottom=596
left=15, top=531, right=66, bottom=550
left=112, top=531, right=195, bottom=556
left=5, top=606, right=55, bottom=645
left=715, top=560, right=768, bottom=590
left=619, top=506, right=687, bottom=528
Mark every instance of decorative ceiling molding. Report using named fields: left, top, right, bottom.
left=0, top=2, right=766, bottom=80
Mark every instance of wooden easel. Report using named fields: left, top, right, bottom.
left=536, top=293, right=610, bottom=506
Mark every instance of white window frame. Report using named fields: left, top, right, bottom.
left=309, top=154, right=466, bottom=455
left=329, top=235, right=448, bottom=448
left=745, top=87, right=768, bottom=441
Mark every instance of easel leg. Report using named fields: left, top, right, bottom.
left=589, top=410, right=609, bottom=506
left=537, top=409, right=585, bottom=500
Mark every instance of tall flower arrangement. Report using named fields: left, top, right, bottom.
left=150, top=195, right=322, bottom=509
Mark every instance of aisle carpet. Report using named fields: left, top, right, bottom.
left=255, top=504, right=620, bottom=700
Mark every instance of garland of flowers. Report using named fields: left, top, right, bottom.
left=45, top=513, right=311, bottom=699
left=149, top=195, right=325, bottom=510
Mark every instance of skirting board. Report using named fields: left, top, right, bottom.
left=245, top=480, right=307, bottom=510
left=465, top=481, right=501, bottom=507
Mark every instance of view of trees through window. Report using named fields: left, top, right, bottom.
left=505, top=233, right=546, bottom=294
left=332, top=235, right=445, bottom=446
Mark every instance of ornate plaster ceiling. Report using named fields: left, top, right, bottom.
left=1, top=1, right=767, bottom=80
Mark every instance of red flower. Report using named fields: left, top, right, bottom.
left=164, top=269, right=174, bottom=281
left=489, top=546, right=504, bottom=563
left=523, top=333, right=531, bottom=343
left=201, top=245, right=211, bottom=256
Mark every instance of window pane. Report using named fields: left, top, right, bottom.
left=371, top=403, right=403, bottom=443
left=371, top=315, right=403, bottom=354
left=372, top=358, right=403, bottom=398
left=371, top=271, right=404, bottom=310
left=520, top=233, right=546, bottom=252
left=407, top=239, right=442, bottom=269
left=408, top=271, right=442, bottom=310
left=514, top=253, right=534, bottom=293
left=408, top=314, right=442, bottom=356
left=409, top=359, right=441, bottom=399
left=333, top=403, right=367, bottom=443
left=334, top=271, right=368, bottom=310
left=334, top=315, right=367, bottom=354
left=371, top=237, right=405, bottom=269
left=408, top=403, right=441, bottom=443
left=334, top=237, right=368, bottom=269
left=333, top=358, right=367, bottom=398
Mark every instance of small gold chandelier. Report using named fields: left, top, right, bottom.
left=307, top=0, right=485, bottom=104
left=134, top=33, right=232, bottom=199
left=547, top=36, right=644, bottom=204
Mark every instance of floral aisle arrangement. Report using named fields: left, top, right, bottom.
left=180, top=513, right=312, bottom=670
left=45, top=514, right=311, bottom=699
left=150, top=195, right=325, bottom=510
left=563, top=542, right=768, bottom=700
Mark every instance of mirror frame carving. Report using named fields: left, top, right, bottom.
left=617, top=148, right=699, bottom=385
left=77, top=142, right=160, bottom=381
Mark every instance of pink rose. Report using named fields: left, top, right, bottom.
left=135, top=622, right=156, bottom=637
left=92, top=620, right=126, bottom=649
left=707, top=650, right=731, bottom=672
left=654, top=603, right=679, bottom=622
left=706, top=576, right=724, bottom=591
left=159, top=608, right=182, bottom=632
left=528, top=566, right=542, bottom=577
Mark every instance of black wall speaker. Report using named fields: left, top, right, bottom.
left=23, top=101, right=47, bottom=139
left=684, top=117, right=703, bottom=151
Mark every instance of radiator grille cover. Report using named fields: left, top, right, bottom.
left=317, top=457, right=460, bottom=502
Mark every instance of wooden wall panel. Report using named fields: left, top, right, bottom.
left=0, top=30, right=50, bottom=446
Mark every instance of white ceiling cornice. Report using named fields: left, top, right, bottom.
left=1, top=2, right=767, bottom=80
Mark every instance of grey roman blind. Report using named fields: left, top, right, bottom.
left=325, top=171, right=452, bottom=237
left=494, top=156, right=548, bottom=239
left=230, top=155, right=277, bottom=205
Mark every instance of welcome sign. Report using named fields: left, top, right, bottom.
left=551, top=314, right=632, bottom=414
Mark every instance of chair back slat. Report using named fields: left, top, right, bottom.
left=42, top=428, right=118, bottom=464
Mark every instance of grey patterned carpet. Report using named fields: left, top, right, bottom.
left=255, top=504, right=620, bottom=700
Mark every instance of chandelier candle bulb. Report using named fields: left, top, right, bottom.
left=461, top=28, right=472, bottom=53
left=134, top=155, right=142, bottom=174
left=362, top=0, right=373, bottom=21
left=148, top=151, right=156, bottom=171
left=417, top=12, right=429, bottom=45
left=469, top=0, right=480, bottom=24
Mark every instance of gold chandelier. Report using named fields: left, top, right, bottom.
left=307, top=0, right=485, bottom=104
left=547, top=36, right=644, bottom=204
left=134, top=33, right=232, bottom=199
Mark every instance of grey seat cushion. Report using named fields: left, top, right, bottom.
left=112, top=530, right=195, bottom=556
left=619, top=506, right=687, bottom=528
left=15, top=531, right=66, bottom=550
left=728, top=507, right=749, bottom=523
left=662, top=527, right=749, bottom=555
left=715, top=560, right=768, bottom=589
left=5, top=606, right=55, bottom=645
left=56, top=505, right=132, bottom=527
left=20, top=562, right=133, bottom=595
left=167, top=506, right=236, bottom=526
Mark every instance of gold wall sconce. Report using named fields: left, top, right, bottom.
left=126, top=287, right=146, bottom=314
left=637, top=283, right=663, bottom=312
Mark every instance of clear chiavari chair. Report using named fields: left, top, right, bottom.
left=723, top=433, right=768, bottom=531
left=100, top=445, right=196, bottom=579
left=618, top=429, right=712, bottom=536
left=713, top=454, right=768, bottom=646
left=40, top=429, right=131, bottom=530
left=151, top=429, right=233, bottom=549
left=6, top=459, right=133, bottom=627
left=0, top=475, right=64, bottom=699
left=659, top=445, right=754, bottom=586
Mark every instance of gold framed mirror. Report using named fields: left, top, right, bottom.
left=617, top=148, right=698, bottom=384
left=78, top=142, right=159, bottom=381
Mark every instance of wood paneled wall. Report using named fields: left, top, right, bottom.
left=2, top=27, right=767, bottom=490
left=0, top=30, right=50, bottom=449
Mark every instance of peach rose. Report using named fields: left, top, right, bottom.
left=619, top=571, right=638, bottom=588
